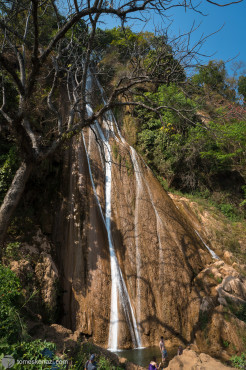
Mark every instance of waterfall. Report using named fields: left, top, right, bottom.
left=194, top=230, right=220, bottom=260
left=84, top=99, right=141, bottom=349
left=130, top=148, right=164, bottom=275
left=129, top=148, right=143, bottom=325
left=82, top=131, right=105, bottom=225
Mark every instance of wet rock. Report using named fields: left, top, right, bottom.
left=53, top=135, right=212, bottom=348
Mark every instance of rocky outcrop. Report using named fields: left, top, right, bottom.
left=193, top=260, right=246, bottom=358
left=52, top=126, right=214, bottom=348
left=53, top=135, right=112, bottom=345
left=35, top=252, right=59, bottom=316
left=169, top=193, right=246, bottom=268
left=166, top=349, right=234, bottom=369
left=9, top=229, right=59, bottom=321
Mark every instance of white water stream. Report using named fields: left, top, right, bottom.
left=129, top=148, right=143, bottom=325
left=84, top=94, right=141, bottom=349
left=130, top=149, right=164, bottom=274
left=194, top=229, right=220, bottom=260
left=85, top=70, right=221, bottom=351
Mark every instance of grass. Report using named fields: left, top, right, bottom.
left=160, top=183, right=246, bottom=264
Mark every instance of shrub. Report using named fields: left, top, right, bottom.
left=230, top=352, right=246, bottom=369
left=0, top=264, right=23, bottom=344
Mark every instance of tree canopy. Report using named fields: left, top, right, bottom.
left=0, top=0, right=245, bottom=247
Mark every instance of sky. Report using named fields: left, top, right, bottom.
left=102, top=0, right=246, bottom=77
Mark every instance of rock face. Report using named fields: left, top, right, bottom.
left=49, top=79, right=246, bottom=351
left=52, top=118, right=214, bottom=349
left=35, top=252, right=59, bottom=315
left=167, top=349, right=234, bottom=369
left=193, top=260, right=246, bottom=358
left=9, top=230, right=59, bottom=321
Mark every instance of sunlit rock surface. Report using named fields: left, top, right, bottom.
left=167, top=349, right=234, bottom=369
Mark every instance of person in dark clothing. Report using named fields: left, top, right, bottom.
left=177, top=346, right=183, bottom=355
left=85, top=354, right=97, bottom=370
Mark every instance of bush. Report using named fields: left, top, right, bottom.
left=0, top=265, right=70, bottom=369
left=230, top=352, right=246, bottom=369
left=218, top=203, right=240, bottom=221
left=0, top=340, right=60, bottom=370
left=0, top=264, right=23, bottom=344
left=0, top=146, right=20, bottom=202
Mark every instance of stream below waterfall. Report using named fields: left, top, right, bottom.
left=113, top=346, right=178, bottom=368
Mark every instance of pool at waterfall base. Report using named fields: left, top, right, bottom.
left=112, top=346, right=178, bottom=368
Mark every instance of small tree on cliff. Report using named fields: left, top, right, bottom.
left=0, top=0, right=242, bottom=248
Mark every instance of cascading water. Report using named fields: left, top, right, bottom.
left=130, top=148, right=164, bottom=276
left=56, top=67, right=225, bottom=354
left=194, top=229, right=220, bottom=260
left=84, top=89, right=141, bottom=349
left=93, top=115, right=141, bottom=350
left=82, top=131, right=105, bottom=224
left=129, top=148, right=143, bottom=325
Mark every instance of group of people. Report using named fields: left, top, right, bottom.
left=84, top=337, right=184, bottom=370
left=148, top=337, right=183, bottom=369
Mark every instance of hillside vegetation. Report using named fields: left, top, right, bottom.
left=0, top=11, right=246, bottom=369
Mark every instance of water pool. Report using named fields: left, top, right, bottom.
left=113, top=345, right=178, bottom=368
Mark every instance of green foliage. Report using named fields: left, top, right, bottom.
left=192, top=60, right=227, bottom=93
left=0, top=340, right=60, bottom=370
left=98, top=27, right=152, bottom=62
left=238, top=75, right=246, bottom=101
left=240, top=185, right=246, bottom=207
left=4, top=242, right=21, bottom=260
left=226, top=298, right=246, bottom=323
left=222, top=340, right=230, bottom=348
left=0, top=264, right=23, bottom=344
left=218, top=203, right=239, bottom=221
left=0, top=146, right=20, bottom=202
left=198, top=311, right=210, bottom=330
left=97, top=356, right=123, bottom=369
left=0, top=264, right=68, bottom=368
left=230, top=352, right=246, bottom=369
left=135, top=83, right=198, bottom=187
left=135, top=82, right=246, bottom=214
left=125, top=158, right=133, bottom=176
left=74, top=342, right=124, bottom=370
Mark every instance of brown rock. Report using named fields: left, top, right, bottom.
left=166, top=349, right=234, bottom=369
left=35, top=252, right=59, bottom=312
left=223, top=251, right=234, bottom=264
left=53, top=135, right=214, bottom=348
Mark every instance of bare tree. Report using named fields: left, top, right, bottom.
left=0, top=0, right=242, bottom=247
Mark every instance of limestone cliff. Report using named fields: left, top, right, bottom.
left=52, top=118, right=215, bottom=348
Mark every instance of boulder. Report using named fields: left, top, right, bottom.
left=166, top=349, right=234, bottom=369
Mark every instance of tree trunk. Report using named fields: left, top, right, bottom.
left=0, top=161, right=33, bottom=249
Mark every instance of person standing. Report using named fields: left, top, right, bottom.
left=161, top=346, right=168, bottom=364
left=85, top=354, right=97, bottom=370
left=159, top=336, right=165, bottom=353
left=177, top=346, right=183, bottom=355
